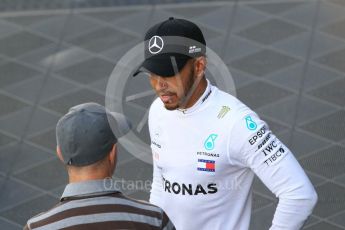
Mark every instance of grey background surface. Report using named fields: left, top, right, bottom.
left=0, top=0, right=344, bottom=229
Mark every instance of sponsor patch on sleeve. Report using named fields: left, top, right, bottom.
left=262, top=144, right=289, bottom=166
left=248, top=125, right=267, bottom=146
left=253, top=132, right=290, bottom=167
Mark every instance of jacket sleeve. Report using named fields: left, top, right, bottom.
left=228, top=106, right=318, bottom=230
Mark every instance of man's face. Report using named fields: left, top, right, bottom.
left=149, top=59, right=196, bottom=110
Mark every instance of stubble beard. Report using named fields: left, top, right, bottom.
left=164, top=68, right=195, bottom=111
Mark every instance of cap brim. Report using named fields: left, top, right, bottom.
left=133, top=53, right=191, bottom=77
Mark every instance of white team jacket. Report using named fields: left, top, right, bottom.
left=149, top=80, right=317, bottom=230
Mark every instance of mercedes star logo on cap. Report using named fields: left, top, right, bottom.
left=148, top=35, right=164, bottom=54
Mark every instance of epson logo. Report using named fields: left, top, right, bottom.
left=248, top=126, right=266, bottom=145
left=163, top=177, right=217, bottom=195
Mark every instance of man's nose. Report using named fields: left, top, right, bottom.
left=156, top=76, right=168, bottom=89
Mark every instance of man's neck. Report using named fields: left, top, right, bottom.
left=181, top=77, right=208, bottom=109
left=68, top=171, right=112, bottom=184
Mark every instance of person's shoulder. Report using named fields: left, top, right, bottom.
left=148, top=97, right=165, bottom=124
left=150, top=97, right=163, bottom=110
left=212, top=86, right=255, bottom=119
left=119, top=193, right=163, bottom=213
left=213, top=86, right=241, bottom=107
left=117, top=194, right=174, bottom=228
left=149, top=97, right=164, bottom=116
left=25, top=201, right=62, bottom=230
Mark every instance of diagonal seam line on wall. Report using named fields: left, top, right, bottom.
left=0, top=1, right=76, bottom=206
left=287, top=1, right=321, bottom=149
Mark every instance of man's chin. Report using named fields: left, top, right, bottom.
left=163, top=102, right=179, bottom=110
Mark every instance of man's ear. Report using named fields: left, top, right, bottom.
left=109, top=144, right=117, bottom=165
left=56, top=146, right=64, bottom=163
left=195, top=56, right=207, bottom=78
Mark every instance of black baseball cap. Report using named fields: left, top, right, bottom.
left=56, top=103, right=131, bottom=166
left=133, top=17, right=206, bottom=77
